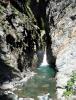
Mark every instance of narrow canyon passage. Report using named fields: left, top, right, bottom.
left=1, top=0, right=76, bottom=100
left=0, top=0, right=57, bottom=100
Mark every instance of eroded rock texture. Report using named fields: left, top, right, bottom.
left=0, top=0, right=43, bottom=83
left=47, top=0, right=76, bottom=99
left=0, top=0, right=54, bottom=85
left=0, top=0, right=76, bottom=99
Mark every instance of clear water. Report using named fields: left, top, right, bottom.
left=14, top=65, right=56, bottom=100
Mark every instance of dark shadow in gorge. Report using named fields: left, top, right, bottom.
left=45, top=16, right=58, bottom=72
left=30, top=0, right=49, bottom=30
left=26, top=1, right=57, bottom=73
left=10, top=0, right=25, bottom=13
left=30, top=0, right=57, bottom=72
left=0, top=58, right=20, bottom=84
left=45, top=33, right=57, bottom=72
left=0, top=0, right=57, bottom=72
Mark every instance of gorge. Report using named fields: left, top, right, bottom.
left=0, top=0, right=76, bottom=100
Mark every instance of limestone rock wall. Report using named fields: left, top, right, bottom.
left=47, top=0, right=76, bottom=99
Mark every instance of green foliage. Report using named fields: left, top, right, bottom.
left=64, top=90, right=73, bottom=96
left=63, top=71, right=76, bottom=97
left=67, top=81, right=74, bottom=87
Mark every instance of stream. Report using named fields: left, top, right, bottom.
left=14, top=65, right=57, bottom=100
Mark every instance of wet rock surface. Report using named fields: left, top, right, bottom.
left=47, top=0, right=76, bottom=99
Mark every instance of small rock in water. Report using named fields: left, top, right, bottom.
left=19, top=98, right=34, bottom=100
left=0, top=92, right=18, bottom=100
left=0, top=82, right=13, bottom=90
left=37, top=93, right=50, bottom=100
left=7, top=93, right=18, bottom=100
left=19, top=98, right=23, bottom=100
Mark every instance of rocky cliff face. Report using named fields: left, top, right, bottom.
left=0, top=0, right=39, bottom=82
left=1, top=0, right=76, bottom=99
left=0, top=0, right=52, bottom=83
left=47, top=0, right=76, bottom=99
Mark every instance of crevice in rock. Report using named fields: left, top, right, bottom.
left=0, top=1, right=8, bottom=7
left=6, top=34, right=15, bottom=46
left=10, top=0, right=25, bottom=13
left=6, top=14, right=16, bottom=29
left=70, top=15, right=76, bottom=21
left=6, top=34, right=16, bottom=51
left=45, top=33, right=57, bottom=72
left=26, top=0, right=57, bottom=71
left=0, top=0, right=57, bottom=76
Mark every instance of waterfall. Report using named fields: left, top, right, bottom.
left=40, top=47, right=49, bottom=66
